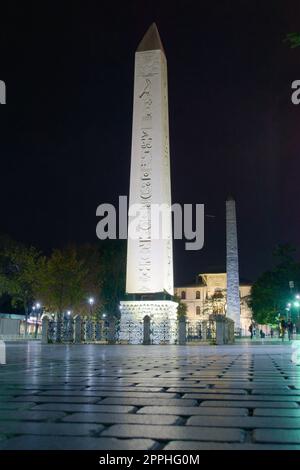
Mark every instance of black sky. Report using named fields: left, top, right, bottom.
left=0, top=1, right=300, bottom=285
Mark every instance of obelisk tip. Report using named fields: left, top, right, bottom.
left=137, top=23, right=165, bottom=54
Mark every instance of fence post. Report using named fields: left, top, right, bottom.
left=56, top=314, right=63, bottom=343
left=202, top=321, right=207, bottom=340
left=74, top=316, right=82, bottom=343
left=178, top=319, right=186, bottom=345
left=215, top=320, right=225, bottom=345
left=108, top=318, right=116, bottom=344
left=42, top=317, right=49, bottom=344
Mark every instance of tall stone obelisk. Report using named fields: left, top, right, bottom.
left=119, top=24, right=177, bottom=344
left=226, top=196, right=241, bottom=330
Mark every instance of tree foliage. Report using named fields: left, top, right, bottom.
left=0, top=235, right=128, bottom=318
left=250, top=244, right=300, bottom=324
left=284, top=32, right=300, bottom=48
left=0, top=236, right=45, bottom=315
left=97, top=240, right=126, bottom=319
left=173, top=294, right=188, bottom=320
left=38, top=247, right=88, bottom=315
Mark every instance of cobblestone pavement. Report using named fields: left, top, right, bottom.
left=0, top=342, right=300, bottom=450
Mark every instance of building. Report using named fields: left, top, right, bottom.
left=0, top=313, right=41, bottom=339
left=174, top=272, right=253, bottom=337
left=0, top=313, right=23, bottom=338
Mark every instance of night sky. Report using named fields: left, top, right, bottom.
left=1, top=1, right=300, bottom=285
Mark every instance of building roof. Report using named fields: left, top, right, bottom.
left=0, top=313, right=25, bottom=320
left=175, top=272, right=252, bottom=289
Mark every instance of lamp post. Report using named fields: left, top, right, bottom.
left=34, top=302, right=42, bottom=339
left=88, top=297, right=95, bottom=317
left=294, top=298, right=300, bottom=323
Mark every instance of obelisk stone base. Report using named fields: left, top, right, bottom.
left=119, top=300, right=178, bottom=344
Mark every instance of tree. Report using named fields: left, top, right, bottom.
left=284, top=33, right=300, bottom=48
left=38, top=247, right=88, bottom=316
left=173, top=294, right=187, bottom=320
left=97, top=240, right=126, bottom=319
left=250, top=244, right=300, bottom=324
left=71, top=243, right=102, bottom=316
left=0, top=238, right=45, bottom=333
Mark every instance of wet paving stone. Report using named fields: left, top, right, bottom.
left=0, top=341, right=300, bottom=449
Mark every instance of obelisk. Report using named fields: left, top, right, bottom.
left=119, top=24, right=177, bottom=344
left=226, top=196, right=241, bottom=330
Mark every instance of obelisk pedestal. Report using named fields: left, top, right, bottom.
left=226, top=196, right=241, bottom=331
left=119, top=24, right=178, bottom=344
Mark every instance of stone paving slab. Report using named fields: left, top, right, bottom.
left=62, top=412, right=182, bottom=425
left=0, top=436, right=158, bottom=450
left=137, top=406, right=249, bottom=416
left=186, top=416, right=300, bottom=428
left=98, top=397, right=198, bottom=406
left=0, top=402, right=36, bottom=410
left=254, top=429, right=300, bottom=444
left=163, top=441, right=300, bottom=450
left=6, top=396, right=101, bottom=404
left=31, top=404, right=137, bottom=413
left=253, top=408, right=300, bottom=417
left=0, top=410, right=66, bottom=421
left=101, top=424, right=245, bottom=442
left=0, top=421, right=104, bottom=436
left=167, top=387, right=248, bottom=394
left=184, top=393, right=300, bottom=401
left=200, top=400, right=299, bottom=408
left=37, top=390, right=178, bottom=398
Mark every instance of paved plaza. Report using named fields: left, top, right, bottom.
left=0, top=341, right=300, bottom=450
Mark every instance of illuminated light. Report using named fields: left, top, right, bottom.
left=88, top=297, right=94, bottom=305
left=36, top=302, right=41, bottom=309
left=294, top=301, right=300, bottom=308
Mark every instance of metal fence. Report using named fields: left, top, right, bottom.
left=185, top=320, right=216, bottom=343
left=183, top=317, right=234, bottom=345
left=43, top=316, right=118, bottom=344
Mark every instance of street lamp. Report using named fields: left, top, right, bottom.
left=34, top=302, right=42, bottom=339
left=294, top=297, right=300, bottom=321
left=88, top=297, right=95, bottom=316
